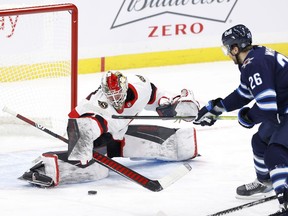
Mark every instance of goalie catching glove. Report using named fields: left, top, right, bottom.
left=193, top=98, right=226, bottom=126
left=156, top=89, right=199, bottom=122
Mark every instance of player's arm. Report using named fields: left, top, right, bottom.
left=236, top=61, right=278, bottom=128
left=194, top=83, right=252, bottom=126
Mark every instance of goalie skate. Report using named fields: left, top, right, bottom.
left=19, top=171, right=54, bottom=188
left=18, top=162, right=54, bottom=188
left=236, top=179, right=274, bottom=200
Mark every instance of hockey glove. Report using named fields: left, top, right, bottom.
left=156, top=89, right=200, bottom=122
left=156, top=96, right=177, bottom=117
left=238, top=107, right=255, bottom=129
left=193, top=98, right=225, bottom=126
left=174, top=89, right=200, bottom=122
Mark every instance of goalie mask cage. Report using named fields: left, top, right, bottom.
left=0, top=3, right=78, bottom=135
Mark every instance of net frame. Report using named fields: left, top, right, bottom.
left=0, top=3, right=78, bottom=136
left=0, top=3, right=78, bottom=110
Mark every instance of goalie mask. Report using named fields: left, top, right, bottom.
left=101, top=71, right=128, bottom=111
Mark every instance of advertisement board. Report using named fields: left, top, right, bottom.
left=1, top=0, right=288, bottom=73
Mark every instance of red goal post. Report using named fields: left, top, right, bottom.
left=0, top=4, right=78, bottom=134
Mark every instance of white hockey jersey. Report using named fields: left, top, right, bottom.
left=68, top=74, right=171, bottom=141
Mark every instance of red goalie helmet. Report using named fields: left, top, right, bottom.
left=101, top=71, right=128, bottom=111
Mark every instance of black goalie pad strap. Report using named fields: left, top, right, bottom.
left=125, top=125, right=178, bottom=144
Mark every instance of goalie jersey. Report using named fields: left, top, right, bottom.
left=68, top=74, right=171, bottom=140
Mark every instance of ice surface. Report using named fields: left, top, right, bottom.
left=0, top=61, right=279, bottom=216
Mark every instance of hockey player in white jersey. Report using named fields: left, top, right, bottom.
left=20, top=71, right=199, bottom=187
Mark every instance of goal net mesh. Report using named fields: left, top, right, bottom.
left=0, top=3, right=77, bottom=136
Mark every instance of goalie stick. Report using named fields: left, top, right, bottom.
left=207, top=195, right=277, bottom=216
left=112, top=115, right=237, bottom=120
left=2, top=105, right=191, bottom=192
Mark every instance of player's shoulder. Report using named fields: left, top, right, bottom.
left=241, top=46, right=270, bottom=70
left=251, top=45, right=276, bottom=60
left=127, top=74, right=151, bottom=84
left=126, top=74, right=153, bottom=102
left=127, top=74, right=152, bottom=91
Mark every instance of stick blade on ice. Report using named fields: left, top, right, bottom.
left=158, top=163, right=192, bottom=189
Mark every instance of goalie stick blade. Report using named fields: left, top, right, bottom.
left=93, top=152, right=191, bottom=192
left=144, top=163, right=191, bottom=191
left=207, top=195, right=277, bottom=216
left=158, top=163, right=192, bottom=189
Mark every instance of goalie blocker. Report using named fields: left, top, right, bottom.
left=20, top=124, right=198, bottom=187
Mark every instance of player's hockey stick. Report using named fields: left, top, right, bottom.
left=207, top=195, right=277, bottom=216
left=2, top=105, right=191, bottom=192
left=112, top=115, right=237, bottom=120
left=83, top=103, right=237, bottom=120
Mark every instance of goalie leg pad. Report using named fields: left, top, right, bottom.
left=20, top=151, right=109, bottom=186
left=172, top=127, right=198, bottom=160
left=42, top=153, right=60, bottom=185
left=58, top=159, right=109, bottom=184
left=123, top=125, right=198, bottom=161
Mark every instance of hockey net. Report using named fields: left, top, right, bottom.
left=0, top=3, right=78, bottom=136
